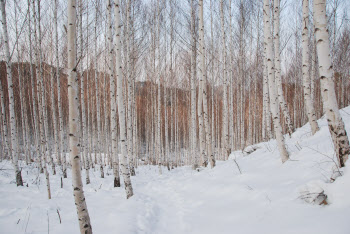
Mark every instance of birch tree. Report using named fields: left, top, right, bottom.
left=198, top=0, right=215, bottom=168
left=54, top=0, right=66, bottom=178
left=67, top=0, right=92, bottom=232
left=94, top=0, right=104, bottom=178
left=273, top=0, right=294, bottom=136
left=34, top=0, right=51, bottom=199
left=313, top=0, right=350, bottom=167
left=156, top=0, right=162, bottom=174
left=114, top=0, right=134, bottom=198
left=108, top=0, right=121, bottom=187
left=126, top=0, right=136, bottom=176
left=263, top=0, right=289, bottom=163
left=190, top=0, right=198, bottom=170
left=0, top=0, right=23, bottom=186
left=220, top=0, right=229, bottom=160
left=302, top=0, right=319, bottom=135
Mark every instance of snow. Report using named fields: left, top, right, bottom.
left=1, top=107, right=350, bottom=234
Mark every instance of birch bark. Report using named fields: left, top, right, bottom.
left=263, top=0, right=289, bottom=163
left=0, top=0, right=23, bottom=186
left=67, top=0, right=92, bottom=232
left=273, top=0, right=294, bottom=136
left=302, top=0, right=319, bottom=135
left=313, top=0, right=350, bottom=167
left=108, top=0, right=121, bottom=187
left=114, top=0, right=134, bottom=198
left=199, top=0, right=215, bottom=168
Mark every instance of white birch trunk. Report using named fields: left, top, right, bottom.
left=220, top=0, right=229, bottom=160
left=228, top=0, right=234, bottom=152
left=190, top=0, right=198, bottom=170
left=302, top=0, right=319, bottom=135
left=313, top=0, right=350, bottom=167
left=126, top=0, right=136, bottom=176
left=273, top=0, right=294, bottom=136
left=156, top=0, right=162, bottom=174
left=114, top=0, right=134, bottom=198
left=0, top=0, right=23, bottom=186
left=85, top=3, right=91, bottom=184
left=37, top=0, right=52, bottom=198
left=263, top=0, right=289, bottom=163
left=67, top=1, right=92, bottom=232
left=199, top=0, right=215, bottom=168
left=108, top=0, right=121, bottom=187
left=94, top=2, right=104, bottom=178
left=54, top=0, right=66, bottom=178
left=28, top=0, right=41, bottom=171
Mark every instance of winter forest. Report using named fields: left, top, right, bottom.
left=0, top=0, right=350, bottom=233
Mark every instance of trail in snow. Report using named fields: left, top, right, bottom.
left=1, top=107, right=350, bottom=234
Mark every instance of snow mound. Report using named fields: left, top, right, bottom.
left=1, top=106, right=350, bottom=234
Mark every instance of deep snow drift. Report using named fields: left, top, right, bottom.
left=1, top=107, right=350, bottom=234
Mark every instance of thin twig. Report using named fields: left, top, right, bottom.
left=56, top=209, right=61, bottom=224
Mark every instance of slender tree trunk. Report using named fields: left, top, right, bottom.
left=199, top=0, right=215, bottom=168
left=313, top=0, right=350, bottom=167
left=263, top=0, right=289, bottom=163
left=67, top=1, right=92, bottom=232
left=37, top=0, right=52, bottom=198
left=54, top=0, right=66, bottom=178
left=126, top=0, right=136, bottom=176
left=94, top=1, right=104, bottom=178
left=108, top=0, right=120, bottom=187
left=228, top=0, right=234, bottom=152
left=190, top=0, right=198, bottom=170
left=273, top=0, right=294, bottom=136
left=0, top=0, right=23, bottom=186
left=220, top=0, right=229, bottom=160
left=302, top=0, right=319, bottom=135
left=156, top=0, right=162, bottom=174
left=114, top=0, right=134, bottom=198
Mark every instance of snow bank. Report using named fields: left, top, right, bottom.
left=1, top=107, right=350, bottom=233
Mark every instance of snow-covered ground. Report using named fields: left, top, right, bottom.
left=1, top=107, right=350, bottom=234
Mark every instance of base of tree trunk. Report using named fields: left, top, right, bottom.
left=100, top=165, right=104, bottom=178
left=114, top=177, right=121, bottom=187
left=16, top=170, right=23, bottom=186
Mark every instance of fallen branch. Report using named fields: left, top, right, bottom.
left=57, top=209, right=61, bottom=224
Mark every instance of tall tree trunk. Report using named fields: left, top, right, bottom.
left=220, top=0, right=229, bottom=160
left=156, top=0, right=162, bottom=174
left=263, top=0, right=289, bottom=163
left=94, top=1, right=104, bottom=178
left=199, top=0, right=215, bottom=168
left=273, top=0, right=294, bottom=136
left=313, top=0, right=350, bottom=167
left=36, top=0, right=52, bottom=198
left=67, top=0, right=92, bottom=232
left=54, top=0, right=66, bottom=178
left=302, top=0, right=319, bottom=135
left=190, top=0, right=198, bottom=170
left=0, top=0, right=23, bottom=186
left=126, top=0, right=136, bottom=176
left=114, top=0, right=134, bottom=198
left=108, top=0, right=120, bottom=187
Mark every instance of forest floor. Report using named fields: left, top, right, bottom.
left=1, top=107, right=350, bottom=234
